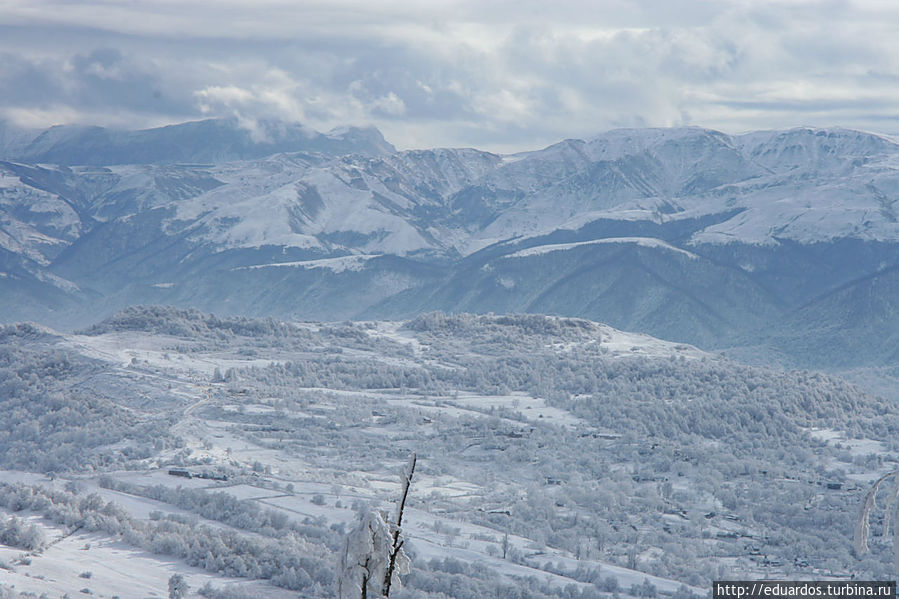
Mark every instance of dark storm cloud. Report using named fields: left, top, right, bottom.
left=63, top=48, right=189, bottom=114
left=0, top=53, right=63, bottom=105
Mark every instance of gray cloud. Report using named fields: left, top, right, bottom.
left=1, top=1, right=898, bottom=150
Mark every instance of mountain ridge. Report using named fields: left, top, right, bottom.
left=0, top=117, right=396, bottom=166
left=2, top=120, right=898, bottom=368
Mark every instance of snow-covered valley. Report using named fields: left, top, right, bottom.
left=1, top=310, right=897, bottom=598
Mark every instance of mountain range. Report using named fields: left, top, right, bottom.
left=2, top=118, right=898, bottom=369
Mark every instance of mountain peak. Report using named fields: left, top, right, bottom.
left=0, top=118, right=395, bottom=166
left=735, top=126, right=898, bottom=172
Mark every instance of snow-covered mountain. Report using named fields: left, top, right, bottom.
left=0, top=118, right=395, bottom=166
left=2, top=122, right=899, bottom=366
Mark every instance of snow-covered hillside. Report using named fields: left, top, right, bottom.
left=1, top=309, right=895, bottom=597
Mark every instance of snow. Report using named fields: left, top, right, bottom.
left=174, top=476, right=705, bottom=597
left=33, top=269, right=81, bottom=293
left=399, top=507, right=705, bottom=595
left=258, top=494, right=359, bottom=525
left=446, top=391, right=585, bottom=428
left=1, top=379, right=698, bottom=596
left=217, top=484, right=286, bottom=501
left=803, top=428, right=899, bottom=483
left=63, top=332, right=279, bottom=374
left=5, top=124, right=899, bottom=304
left=688, top=181, right=899, bottom=246
left=7, top=122, right=899, bottom=307
left=336, top=510, right=401, bottom=599
left=365, top=321, right=425, bottom=355
left=473, top=126, right=899, bottom=249
left=0, top=316, right=814, bottom=597
left=0, top=471, right=50, bottom=487
left=596, top=325, right=707, bottom=359
left=173, top=162, right=433, bottom=255
left=0, top=512, right=289, bottom=599
left=806, top=428, right=888, bottom=457
left=0, top=228, right=50, bottom=265
left=582, top=126, right=737, bottom=162
left=238, top=253, right=379, bottom=273
left=0, top=172, right=82, bottom=268
left=505, top=237, right=699, bottom=259
left=559, top=208, right=668, bottom=228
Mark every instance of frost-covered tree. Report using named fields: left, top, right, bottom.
left=336, top=510, right=398, bottom=599
left=0, top=516, right=45, bottom=551
left=168, top=573, right=189, bottom=599
left=337, top=454, right=416, bottom=599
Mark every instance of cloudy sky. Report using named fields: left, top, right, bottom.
left=1, top=0, right=898, bottom=151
